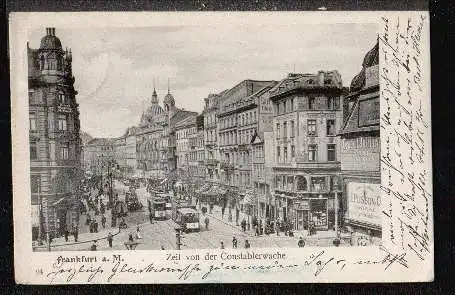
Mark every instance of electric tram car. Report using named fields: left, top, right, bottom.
left=174, top=207, right=200, bottom=233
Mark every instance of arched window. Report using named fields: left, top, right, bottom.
left=296, top=176, right=307, bottom=191
left=40, top=55, right=45, bottom=70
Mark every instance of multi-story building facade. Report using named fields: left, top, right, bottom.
left=135, top=86, right=197, bottom=180
left=269, top=71, right=345, bottom=231
left=112, top=126, right=138, bottom=178
left=113, top=136, right=126, bottom=170
left=124, top=127, right=138, bottom=177
left=83, top=138, right=114, bottom=173
left=250, top=83, right=277, bottom=225
left=175, top=115, right=197, bottom=176
left=339, top=42, right=381, bottom=243
left=175, top=114, right=205, bottom=189
left=203, top=93, right=222, bottom=184
left=28, top=28, right=82, bottom=239
left=193, top=115, right=206, bottom=183
left=217, top=80, right=275, bottom=217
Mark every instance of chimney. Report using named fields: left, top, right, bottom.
left=46, top=28, right=50, bottom=35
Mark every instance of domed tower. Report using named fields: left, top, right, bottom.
left=38, top=28, right=65, bottom=77
left=139, top=85, right=164, bottom=127
left=163, top=78, right=177, bottom=115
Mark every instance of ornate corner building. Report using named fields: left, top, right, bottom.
left=28, top=28, right=82, bottom=239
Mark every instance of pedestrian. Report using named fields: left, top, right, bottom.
left=205, top=217, right=209, bottom=231
left=91, top=240, right=97, bottom=251
left=161, top=245, right=165, bottom=250
left=136, top=226, right=142, bottom=239
left=74, top=226, right=79, bottom=242
left=220, top=241, right=225, bottom=249
left=244, top=239, right=250, bottom=249
left=101, top=215, right=106, bottom=229
left=64, top=229, right=69, bottom=242
left=241, top=218, right=246, bottom=232
left=298, top=237, right=305, bottom=248
left=107, top=232, right=113, bottom=248
left=232, top=236, right=238, bottom=248
left=129, top=233, right=134, bottom=242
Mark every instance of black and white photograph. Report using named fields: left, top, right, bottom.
left=11, top=11, right=433, bottom=284
left=27, top=23, right=381, bottom=252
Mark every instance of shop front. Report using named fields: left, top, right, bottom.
left=345, top=180, right=381, bottom=245
left=294, top=198, right=330, bottom=231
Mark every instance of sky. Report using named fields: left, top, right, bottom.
left=28, top=23, right=377, bottom=138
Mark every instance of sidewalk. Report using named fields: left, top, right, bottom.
left=202, top=205, right=255, bottom=237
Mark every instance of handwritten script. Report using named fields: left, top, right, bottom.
left=43, top=248, right=409, bottom=283
left=379, top=13, right=432, bottom=263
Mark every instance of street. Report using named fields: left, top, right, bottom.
left=36, top=203, right=347, bottom=252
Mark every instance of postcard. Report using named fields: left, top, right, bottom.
left=10, top=11, right=433, bottom=283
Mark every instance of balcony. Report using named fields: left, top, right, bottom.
left=205, top=159, right=218, bottom=166
left=274, top=161, right=340, bottom=171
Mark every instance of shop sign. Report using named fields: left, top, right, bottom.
left=31, top=205, right=39, bottom=227
left=347, top=182, right=381, bottom=227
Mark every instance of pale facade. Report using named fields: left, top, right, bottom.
left=270, top=71, right=345, bottom=231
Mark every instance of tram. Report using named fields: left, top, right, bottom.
left=157, top=193, right=173, bottom=217
left=152, top=199, right=167, bottom=220
left=175, top=207, right=200, bottom=233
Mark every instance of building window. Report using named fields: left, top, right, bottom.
left=29, top=113, right=37, bottom=131
left=296, top=176, right=307, bottom=191
left=327, top=97, right=334, bottom=110
left=58, top=114, right=68, bottom=131
left=276, top=146, right=280, bottom=162
left=308, top=144, right=317, bottom=161
left=40, top=55, right=45, bottom=70
left=290, top=98, right=294, bottom=112
left=327, top=144, right=336, bottom=161
left=276, top=123, right=280, bottom=139
left=308, top=119, right=317, bottom=136
left=291, top=145, right=295, bottom=158
left=31, top=175, right=40, bottom=194
left=283, top=122, right=287, bottom=138
left=326, top=119, right=335, bottom=136
left=290, top=120, right=295, bottom=137
left=309, top=96, right=315, bottom=110
left=60, top=143, right=69, bottom=160
left=30, top=141, right=38, bottom=159
left=59, top=92, right=67, bottom=104
left=283, top=147, right=288, bottom=162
